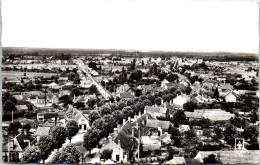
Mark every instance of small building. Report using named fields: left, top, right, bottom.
left=225, top=92, right=237, bottom=103
left=100, top=136, right=127, bottom=163
left=34, top=127, right=51, bottom=141
left=116, top=84, right=131, bottom=94
left=144, top=106, right=168, bottom=119
left=165, top=157, right=186, bottom=164
left=2, top=132, right=36, bottom=161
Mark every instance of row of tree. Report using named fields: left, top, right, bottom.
left=22, top=120, right=79, bottom=163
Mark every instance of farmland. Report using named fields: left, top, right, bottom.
left=2, top=71, right=59, bottom=82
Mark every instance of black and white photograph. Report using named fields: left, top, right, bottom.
left=1, top=0, right=260, bottom=164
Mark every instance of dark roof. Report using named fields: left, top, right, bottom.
left=15, top=133, right=35, bottom=150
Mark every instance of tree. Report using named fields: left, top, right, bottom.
left=168, top=125, right=182, bottom=147
left=71, top=88, right=81, bottom=97
left=51, top=144, right=80, bottom=164
left=103, top=115, right=116, bottom=134
left=242, top=125, right=258, bottom=140
left=74, top=102, right=85, bottom=109
left=171, top=111, right=186, bottom=127
left=100, top=149, right=113, bottom=160
left=88, top=110, right=101, bottom=126
left=224, top=123, right=239, bottom=145
left=38, top=135, right=53, bottom=163
left=100, top=106, right=112, bottom=116
left=3, top=100, right=17, bottom=113
left=136, top=102, right=145, bottom=113
left=154, top=97, right=162, bottom=105
left=183, top=101, right=197, bottom=112
left=8, top=121, right=22, bottom=137
left=203, top=154, right=219, bottom=164
left=131, top=58, right=136, bottom=70
left=2, top=92, right=17, bottom=104
left=112, top=110, right=124, bottom=124
left=118, top=102, right=126, bottom=110
left=60, top=95, right=73, bottom=107
left=22, top=123, right=31, bottom=134
left=197, top=118, right=212, bottom=129
left=66, top=120, right=79, bottom=143
left=147, top=94, right=155, bottom=103
left=130, top=70, right=142, bottom=81
left=87, top=98, right=97, bottom=109
left=89, top=85, right=98, bottom=94
left=122, top=106, right=134, bottom=119
left=83, top=128, right=102, bottom=154
left=22, top=146, right=41, bottom=163
left=135, top=89, right=142, bottom=97
left=51, top=126, right=67, bottom=150
left=185, top=86, right=192, bottom=95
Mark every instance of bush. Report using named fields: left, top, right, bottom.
left=100, top=149, right=113, bottom=160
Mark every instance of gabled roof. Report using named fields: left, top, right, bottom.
left=145, top=106, right=167, bottom=114
left=120, top=92, right=135, bottom=99
left=15, top=105, right=28, bottom=111
left=146, top=119, right=171, bottom=130
left=166, top=157, right=186, bottom=164
left=185, top=109, right=235, bottom=121
left=34, top=127, right=50, bottom=136
left=117, top=84, right=131, bottom=92
left=15, top=133, right=35, bottom=151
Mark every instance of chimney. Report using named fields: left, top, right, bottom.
left=146, top=114, right=149, bottom=120
left=164, top=102, right=167, bottom=109
left=132, top=127, right=135, bottom=136
left=108, top=136, right=112, bottom=142
left=138, top=111, right=142, bottom=117
left=117, top=123, right=121, bottom=131
left=114, top=128, right=118, bottom=134
left=161, top=99, right=164, bottom=105
left=10, top=139, right=14, bottom=150
left=128, top=116, right=131, bottom=122
left=134, top=115, right=137, bottom=120
left=24, top=139, right=31, bottom=147
left=123, top=118, right=126, bottom=125
left=118, top=140, right=121, bottom=148
left=23, top=128, right=28, bottom=135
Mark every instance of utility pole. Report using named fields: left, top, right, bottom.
left=11, top=110, right=13, bottom=123
left=44, top=87, right=47, bottom=106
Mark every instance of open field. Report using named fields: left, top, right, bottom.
left=2, top=71, right=59, bottom=81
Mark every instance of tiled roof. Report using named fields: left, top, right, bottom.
left=34, top=127, right=50, bottom=136
left=185, top=109, right=234, bottom=121
left=145, top=106, right=167, bottom=114
left=120, top=92, right=135, bottom=99
left=15, top=133, right=35, bottom=151
left=146, top=119, right=171, bottom=130
left=15, top=105, right=28, bottom=110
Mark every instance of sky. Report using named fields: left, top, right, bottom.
left=1, top=0, right=259, bottom=53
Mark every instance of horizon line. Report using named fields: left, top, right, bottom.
left=2, top=46, right=259, bottom=55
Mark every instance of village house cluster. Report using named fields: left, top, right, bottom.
left=2, top=52, right=259, bottom=164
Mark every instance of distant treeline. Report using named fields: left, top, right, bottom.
left=2, top=47, right=258, bottom=61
